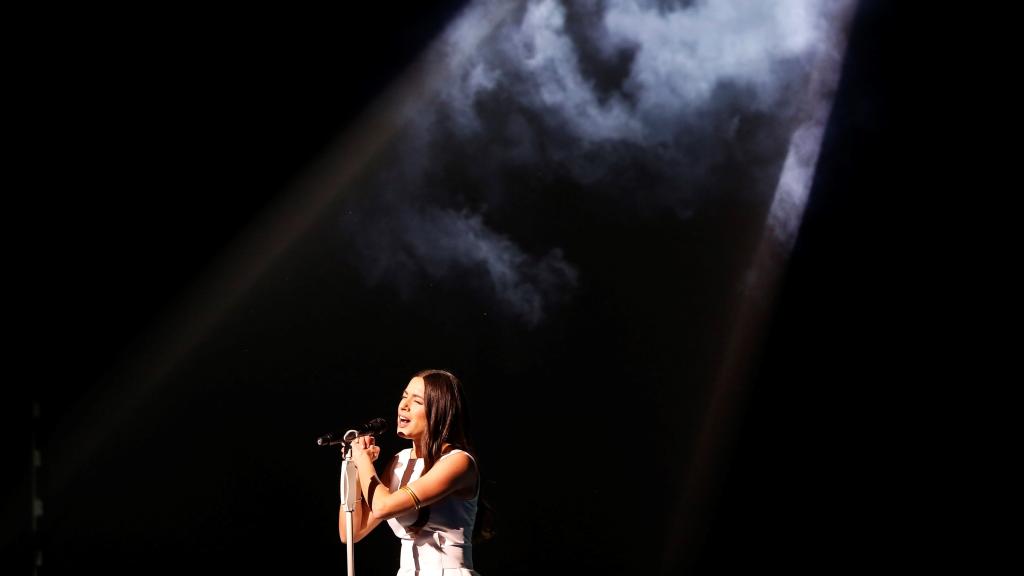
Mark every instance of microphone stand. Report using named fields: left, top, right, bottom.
left=339, top=431, right=360, bottom=576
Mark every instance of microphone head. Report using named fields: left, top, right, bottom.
left=363, top=418, right=388, bottom=435
left=344, top=418, right=388, bottom=442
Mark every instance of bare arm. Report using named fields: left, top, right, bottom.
left=351, top=442, right=477, bottom=520
left=338, top=450, right=391, bottom=543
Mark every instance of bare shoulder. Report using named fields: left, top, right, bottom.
left=441, top=448, right=476, bottom=465
left=439, top=450, right=479, bottom=495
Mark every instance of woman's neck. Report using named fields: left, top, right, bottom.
left=411, top=440, right=450, bottom=459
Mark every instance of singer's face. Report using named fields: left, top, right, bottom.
left=397, top=377, right=427, bottom=441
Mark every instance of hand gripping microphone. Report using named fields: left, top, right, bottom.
left=316, top=417, right=388, bottom=446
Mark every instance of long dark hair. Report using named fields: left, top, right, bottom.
left=413, top=369, right=495, bottom=543
left=415, top=368, right=472, bottom=471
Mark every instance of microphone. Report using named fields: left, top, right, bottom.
left=317, top=417, right=388, bottom=446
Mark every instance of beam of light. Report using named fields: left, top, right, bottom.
left=667, top=0, right=859, bottom=571
left=49, top=0, right=517, bottom=496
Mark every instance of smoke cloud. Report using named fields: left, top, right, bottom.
left=338, top=0, right=848, bottom=326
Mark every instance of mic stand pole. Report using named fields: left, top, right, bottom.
left=339, top=431, right=359, bottom=576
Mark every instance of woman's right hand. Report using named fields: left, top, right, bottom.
left=350, top=435, right=381, bottom=463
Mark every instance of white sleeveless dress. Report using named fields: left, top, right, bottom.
left=386, top=448, right=481, bottom=576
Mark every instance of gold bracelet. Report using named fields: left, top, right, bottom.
left=400, top=485, right=422, bottom=511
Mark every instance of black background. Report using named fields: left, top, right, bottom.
left=8, top=1, right=927, bottom=574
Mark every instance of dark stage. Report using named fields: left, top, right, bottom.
left=7, top=1, right=920, bottom=574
